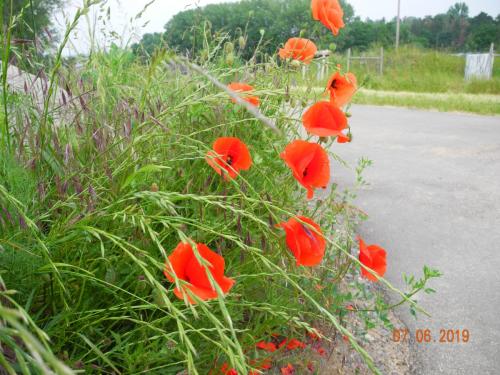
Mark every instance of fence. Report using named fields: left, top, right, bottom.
left=346, top=47, right=384, bottom=76
left=464, top=43, right=496, bottom=81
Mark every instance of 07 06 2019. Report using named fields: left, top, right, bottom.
left=392, top=328, right=470, bottom=344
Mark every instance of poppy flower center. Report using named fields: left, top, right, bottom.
left=303, top=167, right=308, bottom=177
left=226, top=155, right=234, bottom=166
left=330, top=79, right=337, bottom=89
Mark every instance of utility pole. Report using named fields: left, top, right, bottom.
left=396, top=0, right=401, bottom=49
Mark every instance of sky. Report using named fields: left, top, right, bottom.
left=58, top=0, right=500, bottom=55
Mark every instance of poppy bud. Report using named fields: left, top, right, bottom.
left=290, top=59, right=301, bottom=69
left=200, top=50, right=208, bottom=61
left=225, top=52, right=235, bottom=66
left=105, top=267, right=117, bottom=284
left=224, top=42, right=234, bottom=54
left=151, top=183, right=159, bottom=192
left=153, top=289, right=168, bottom=307
left=238, top=36, right=246, bottom=50
left=136, top=278, right=147, bottom=293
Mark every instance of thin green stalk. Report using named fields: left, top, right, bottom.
left=1, top=0, right=14, bottom=153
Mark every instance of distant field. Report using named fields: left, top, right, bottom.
left=299, top=46, right=500, bottom=95
left=341, top=46, right=500, bottom=95
left=296, top=46, right=500, bottom=115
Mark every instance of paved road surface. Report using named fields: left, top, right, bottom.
left=334, top=105, right=500, bottom=374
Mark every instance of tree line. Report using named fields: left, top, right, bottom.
left=133, top=0, right=500, bottom=59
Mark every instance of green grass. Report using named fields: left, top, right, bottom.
left=345, top=46, right=500, bottom=95
left=295, top=46, right=500, bottom=115
left=353, top=89, right=500, bottom=115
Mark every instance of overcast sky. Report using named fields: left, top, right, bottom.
left=58, top=0, right=500, bottom=55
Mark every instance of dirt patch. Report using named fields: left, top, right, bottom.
left=318, top=309, right=411, bottom=375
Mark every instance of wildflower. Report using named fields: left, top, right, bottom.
left=307, top=362, right=315, bottom=372
left=326, top=71, right=357, bottom=107
left=278, top=216, right=326, bottom=267
left=228, top=82, right=260, bottom=107
left=279, top=338, right=307, bottom=351
left=256, top=341, right=277, bottom=352
left=206, top=137, right=252, bottom=180
left=220, top=363, right=238, bottom=375
left=164, top=241, right=235, bottom=303
left=279, top=38, right=317, bottom=64
left=358, top=237, right=387, bottom=282
left=307, top=330, right=321, bottom=341
left=280, top=140, right=330, bottom=199
left=315, top=347, right=327, bottom=356
left=311, top=0, right=345, bottom=36
left=302, top=101, right=348, bottom=142
left=249, top=357, right=272, bottom=372
left=281, top=364, right=295, bottom=375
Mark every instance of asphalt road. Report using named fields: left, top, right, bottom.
left=333, top=105, right=500, bottom=374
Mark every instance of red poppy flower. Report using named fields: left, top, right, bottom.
left=277, top=216, right=326, bottom=267
left=256, top=341, right=277, bottom=352
left=280, top=140, right=330, bottom=200
left=164, top=242, right=235, bottom=303
left=279, top=38, right=317, bottom=64
left=358, top=237, right=387, bottom=282
left=311, top=0, right=345, bottom=36
left=228, top=82, right=260, bottom=107
left=220, top=363, right=238, bottom=375
left=303, top=101, right=348, bottom=141
left=281, top=364, right=295, bottom=375
left=326, top=72, right=357, bottom=107
left=206, top=137, right=252, bottom=180
left=307, top=330, right=321, bottom=341
left=279, top=338, right=307, bottom=351
left=249, top=357, right=272, bottom=372
left=315, top=347, right=327, bottom=356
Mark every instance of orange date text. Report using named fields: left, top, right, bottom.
left=392, top=328, right=470, bottom=344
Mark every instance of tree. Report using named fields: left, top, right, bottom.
left=134, top=0, right=500, bottom=58
left=1, top=0, right=63, bottom=43
left=466, top=12, right=498, bottom=51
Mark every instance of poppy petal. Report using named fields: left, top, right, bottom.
left=164, top=242, right=192, bottom=282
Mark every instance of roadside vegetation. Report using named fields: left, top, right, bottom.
left=2, top=0, right=443, bottom=374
